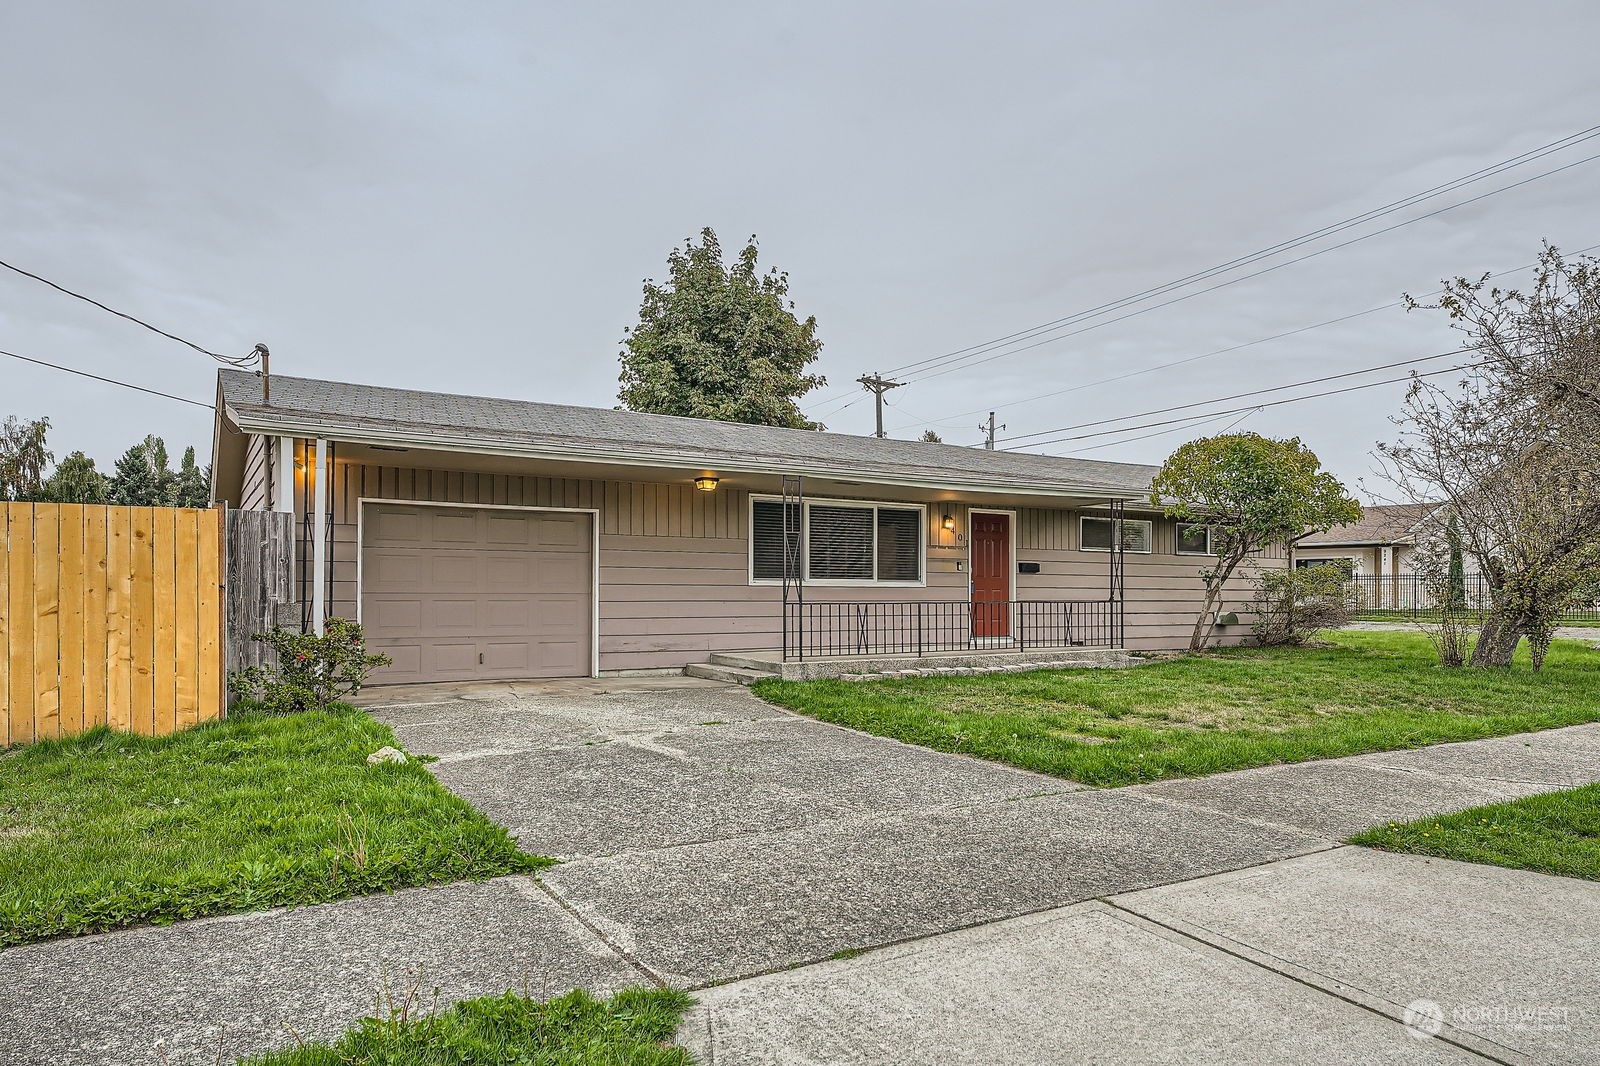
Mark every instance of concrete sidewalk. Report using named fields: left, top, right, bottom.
left=684, top=848, right=1597, bottom=1065
left=3, top=676, right=1596, bottom=1064
left=538, top=722, right=1600, bottom=986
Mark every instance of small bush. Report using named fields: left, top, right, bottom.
left=230, top=618, right=392, bottom=714
left=1250, top=563, right=1357, bottom=647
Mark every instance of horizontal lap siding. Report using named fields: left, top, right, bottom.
left=1015, top=508, right=1284, bottom=650
left=240, top=435, right=270, bottom=511
left=291, top=460, right=1284, bottom=670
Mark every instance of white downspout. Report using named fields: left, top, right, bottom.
left=312, top=437, right=329, bottom=635
left=275, top=436, right=295, bottom=514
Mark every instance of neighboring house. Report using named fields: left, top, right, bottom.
left=1292, top=502, right=1443, bottom=577
left=209, top=371, right=1284, bottom=684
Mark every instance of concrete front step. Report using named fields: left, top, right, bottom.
left=684, top=662, right=779, bottom=686
left=709, top=647, right=1138, bottom=681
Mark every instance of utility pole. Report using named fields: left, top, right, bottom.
left=979, top=411, right=1005, bottom=450
left=857, top=373, right=905, bottom=439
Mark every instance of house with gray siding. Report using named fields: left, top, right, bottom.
left=210, top=371, right=1282, bottom=684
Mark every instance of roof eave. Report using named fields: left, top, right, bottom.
left=229, top=406, right=1149, bottom=502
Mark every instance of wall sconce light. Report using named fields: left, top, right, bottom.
left=694, top=476, right=720, bottom=492
left=941, top=512, right=956, bottom=532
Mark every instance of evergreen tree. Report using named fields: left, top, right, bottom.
left=173, top=446, right=211, bottom=508
left=109, top=435, right=178, bottom=506
left=1445, top=515, right=1468, bottom=612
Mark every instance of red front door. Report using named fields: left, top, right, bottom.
left=970, top=512, right=1011, bottom=638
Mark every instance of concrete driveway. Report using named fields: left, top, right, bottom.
left=4, top=677, right=1595, bottom=1064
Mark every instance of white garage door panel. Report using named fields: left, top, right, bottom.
left=361, top=504, right=593, bottom=684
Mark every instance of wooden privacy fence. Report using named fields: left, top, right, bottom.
left=1, top=503, right=224, bottom=745
left=224, top=508, right=296, bottom=676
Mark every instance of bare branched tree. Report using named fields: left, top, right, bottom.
left=1380, top=244, right=1600, bottom=670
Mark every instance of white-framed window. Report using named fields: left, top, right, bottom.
left=750, top=496, right=925, bottom=585
left=1079, top=515, right=1153, bottom=553
left=1176, top=522, right=1213, bottom=555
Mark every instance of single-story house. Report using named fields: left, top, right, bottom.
left=1292, top=503, right=1442, bottom=579
left=209, top=371, right=1283, bottom=684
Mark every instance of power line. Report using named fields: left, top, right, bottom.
left=901, top=149, right=1600, bottom=386
left=882, top=123, right=1600, bottom=381
left=0, top=258, right=261, bottom=368
left=886, top=239, right=1600, bottom=434
left=996, top=347, right=1477, bottom=446
left=1007, top=359, right=1486, bottom=452
left=1069, top=407, right=1259, bottom=454
left=1, top=348, right=215, bottom=409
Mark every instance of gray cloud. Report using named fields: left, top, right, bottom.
left=2, top=0, right=1596, bottom=498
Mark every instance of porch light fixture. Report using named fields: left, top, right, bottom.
left=941, top=512, right=955, bottom=532
left=694, top=476, right=720, bottom=492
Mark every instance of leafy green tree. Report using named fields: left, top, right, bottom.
left=618, top=227, right=826, bottom=428
left=109, top=435, right=178, bottom=506
left=39, top=451, right=110, bottom=504
left=173, top=446, right=211, bottom=508
left=919, top=429, right=943, bottom=443
left=0, top=415, right=52, bottom=501
left=1151, top=433, right=1363, bottom=652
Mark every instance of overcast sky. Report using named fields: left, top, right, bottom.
left=3, top=1, right=1597, bottom=499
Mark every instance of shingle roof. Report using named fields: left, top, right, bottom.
left=1299, top=502, right=1442, bottom=546
left=218, top=370, right=1158, bottom=497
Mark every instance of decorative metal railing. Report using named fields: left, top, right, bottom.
left=1345, top=573, right=1600, bottom=623
left=782, top=598, right=1121, bottom=660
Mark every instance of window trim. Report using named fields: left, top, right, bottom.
left=1175, top=522, right=1213, bottom=556
left=749, top=494, right=928, bottom=587
left=1078, top=514, right=1154, bottom=554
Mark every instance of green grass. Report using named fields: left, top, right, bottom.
left=0, top=707, right=548, bottom=946
left=752, top=631, right=1600, bottom=787
left=238, top=987, right=693, bottom=1066
left=1352, top=784, right=1600, bottom=881
left=1353, top=611, right=1600, bottom=628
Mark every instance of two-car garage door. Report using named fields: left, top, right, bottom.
left=361, top=503, right=593, bottom=684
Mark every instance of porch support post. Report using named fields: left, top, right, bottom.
left=1108, top=498, right=1126, bottom=648
left=781, top=474, right=805, bottom=661
left=311, top=437, right=329, bottom=636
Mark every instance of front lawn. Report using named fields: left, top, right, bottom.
left=0, top=707, right=547, bottom=947
left=1351, top=784, right=1600, bottom=881
left=238, top=987, right=693, bottom=1066
left=752, top=631, right=1600, bottom=787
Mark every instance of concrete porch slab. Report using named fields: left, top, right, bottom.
left=713, top=646, right=1135, bottom=680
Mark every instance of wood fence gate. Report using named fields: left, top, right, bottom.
left=1, top=503, right=225, bottom=745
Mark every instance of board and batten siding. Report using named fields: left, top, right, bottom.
left=265, top=456, right=1281, bottom=670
